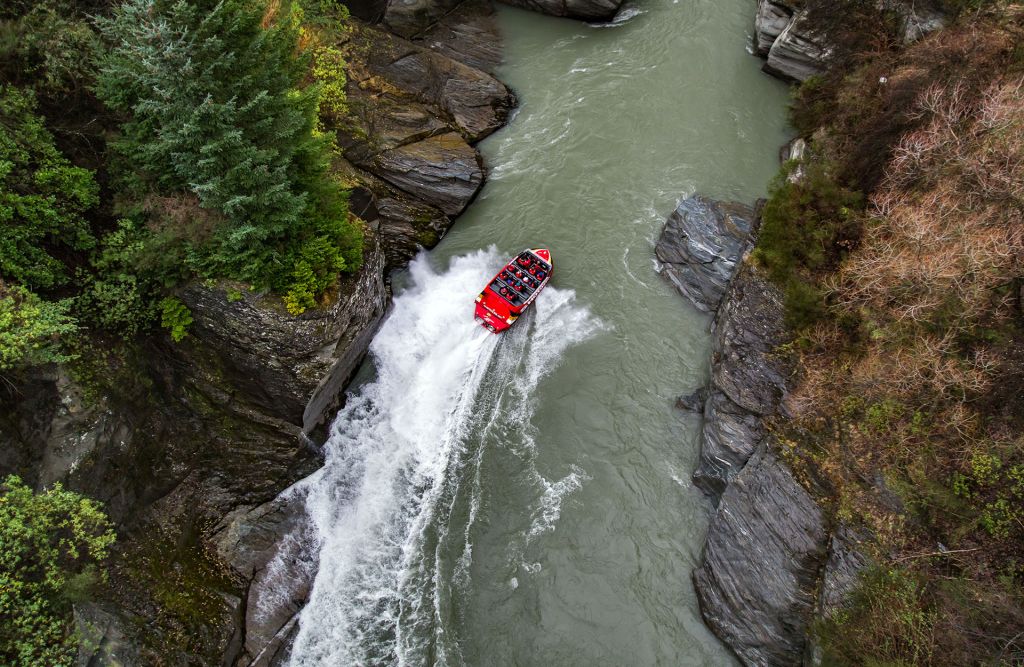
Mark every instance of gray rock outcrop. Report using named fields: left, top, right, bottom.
left=763, top=11, right=829, bottom=82
left=499, top=0, right=622, bottom=21
left=694, top=447, right=828, bottom=667
left=754, top=0, right=795, bottom=57
left=694, top=263, right=790, bottom=496
left=380, top=0, right=625, bottom=31
left=655, top=196, right=757, bottom=314
left=178, top=232, right=388, bottom=437
left=339, top=22, right=515, bottom=264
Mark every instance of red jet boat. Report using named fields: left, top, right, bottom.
left=474, top=248, right=552, bottom=333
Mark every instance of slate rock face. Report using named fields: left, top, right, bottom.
left=694, top=448, right=828, bottom=667
left=338, top=22, right=515, bottom=263
left=763, top=11, right=829, bottom=82
left=655, top=196, right=757, bottom=314
left=498, top=0, right=623, bottom=21
left=754, top=0, right=795, bottom=56
left=692, top=263, right=791, bottom=497
left=179, top=232, right=389, bottom=435
left=709, top=264, right=790, bottom=418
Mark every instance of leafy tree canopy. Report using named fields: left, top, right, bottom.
left=0, top=86, right=99, bottom=290
left=0, top=475, right=116, bottom=667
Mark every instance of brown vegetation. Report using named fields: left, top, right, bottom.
left=767, top=8, right=1024, bottom=664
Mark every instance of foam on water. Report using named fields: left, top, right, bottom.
left=282, top=249, right=600, bottom=666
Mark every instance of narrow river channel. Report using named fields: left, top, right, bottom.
left=285, top=1, right=791, bottom=664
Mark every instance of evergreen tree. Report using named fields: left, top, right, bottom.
left=96, top=0, right=361, bottom=304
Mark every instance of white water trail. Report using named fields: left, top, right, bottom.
left=283, top=249, right=600, bottom=666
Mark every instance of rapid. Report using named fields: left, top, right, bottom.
left=277, top=0, right=790, bottom=664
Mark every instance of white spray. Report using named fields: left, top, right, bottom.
left=279, top=249, right=600, bottom=666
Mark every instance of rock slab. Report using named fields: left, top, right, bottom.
left=656, top=196, right=756, bottom=314
left=693, top=263, right=790, bottom=496
left=694, top=447, right=828, bottom=666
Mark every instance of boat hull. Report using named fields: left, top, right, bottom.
left=474, top=248, right=552, bottom=333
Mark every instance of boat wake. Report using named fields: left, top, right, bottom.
left=271, top=249, right=601, bottom=666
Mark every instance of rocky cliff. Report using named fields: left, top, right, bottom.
left=0, top=10, right=519, bottom=665
left=752, top=0, right=946, bottom=82
left=658, top=193, right=869, bottom=665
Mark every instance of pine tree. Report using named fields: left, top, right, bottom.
left=96, top=0, right=361, bottom=299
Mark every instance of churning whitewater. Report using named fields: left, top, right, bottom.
left=280, top=250, right=601, bottom=666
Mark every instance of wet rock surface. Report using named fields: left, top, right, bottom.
left=691, top=262, right=791, bottom=496
left=763, top=10, right=828, bottom=82
left=213, top=493, right=316, bottom=667
left=754, top=0, right=795, bottom=56
left=498, top=0, right=623, bottom=21
left=694, top=447, right=828, bottom=667
left=655, top=196, right=757, bottom=314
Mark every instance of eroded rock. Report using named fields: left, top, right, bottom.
left=764, top=10, right=829, bottom=82
left=179, top=232, right=388, bottom=435
left=694, top=447, right=828, bottom=666
left=710, top=263, right=790, bottom=417
left=754, top=0, right=795, bottom=56
left=499, top=0, right=623, bottom=21
left=656, top=196, right=757, bottom=313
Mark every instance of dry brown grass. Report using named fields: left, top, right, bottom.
left=780, top=16, right=1024, bottom=664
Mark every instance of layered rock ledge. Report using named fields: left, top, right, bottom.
left=658, top=192, right=870, bottom=664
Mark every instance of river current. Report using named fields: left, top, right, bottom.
left=277, top=1, right=790, bottom=664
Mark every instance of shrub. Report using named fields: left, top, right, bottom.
left=0, top=475, right=116, bottom=667
left=818, top=566, right=938, bottom=665
left=159, top=297, right=193, bottom=342
left=0, top=284, right=77, bottom=371
left=312, top=45, right=348, bottom=121
left=0, top=85, right=98, bottom=290
left=753, top=159, right=863, bottom=328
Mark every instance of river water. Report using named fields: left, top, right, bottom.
left=282, top=1, right=790, bottom=664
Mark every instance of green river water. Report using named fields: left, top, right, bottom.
left=283, top=2, right=791, bottom=664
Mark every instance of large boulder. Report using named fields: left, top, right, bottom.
left=655, top=196, right=757, bottom=314
left=764, top=11, right=829, bottom=82
left=364, top=132, right=484, bottom=216
left=694, top=447, right=828, bottom=666
left=178, top=231, right=388, bottom=435
left=754, top=0, right=795, bottom=57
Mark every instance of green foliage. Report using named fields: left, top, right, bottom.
left=0, top=285, right=77, bottom=371
left=0, top=0, right=102, bottom=97
left=0, top=86, right=98, bottom=290
left=0, top=475, right=116, bottom=667
left=159, top=297, right=192, bottom=342
left=753, top=159, right=863, bottom=329
left=951, top=450, right=1024, bottom=539
left=73, top=220, right=162, bottom=338
left=818, top=566, right=938, bottom=666
left=312, top=45, right=348, bottom=121
left=96, top=0, right=362, bottom=312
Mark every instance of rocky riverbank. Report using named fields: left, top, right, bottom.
left=661, top=3, right=964, bottom=661
left=658, top=189, right=871, bottom=664
left=0, top=0, right=645, bottom=663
